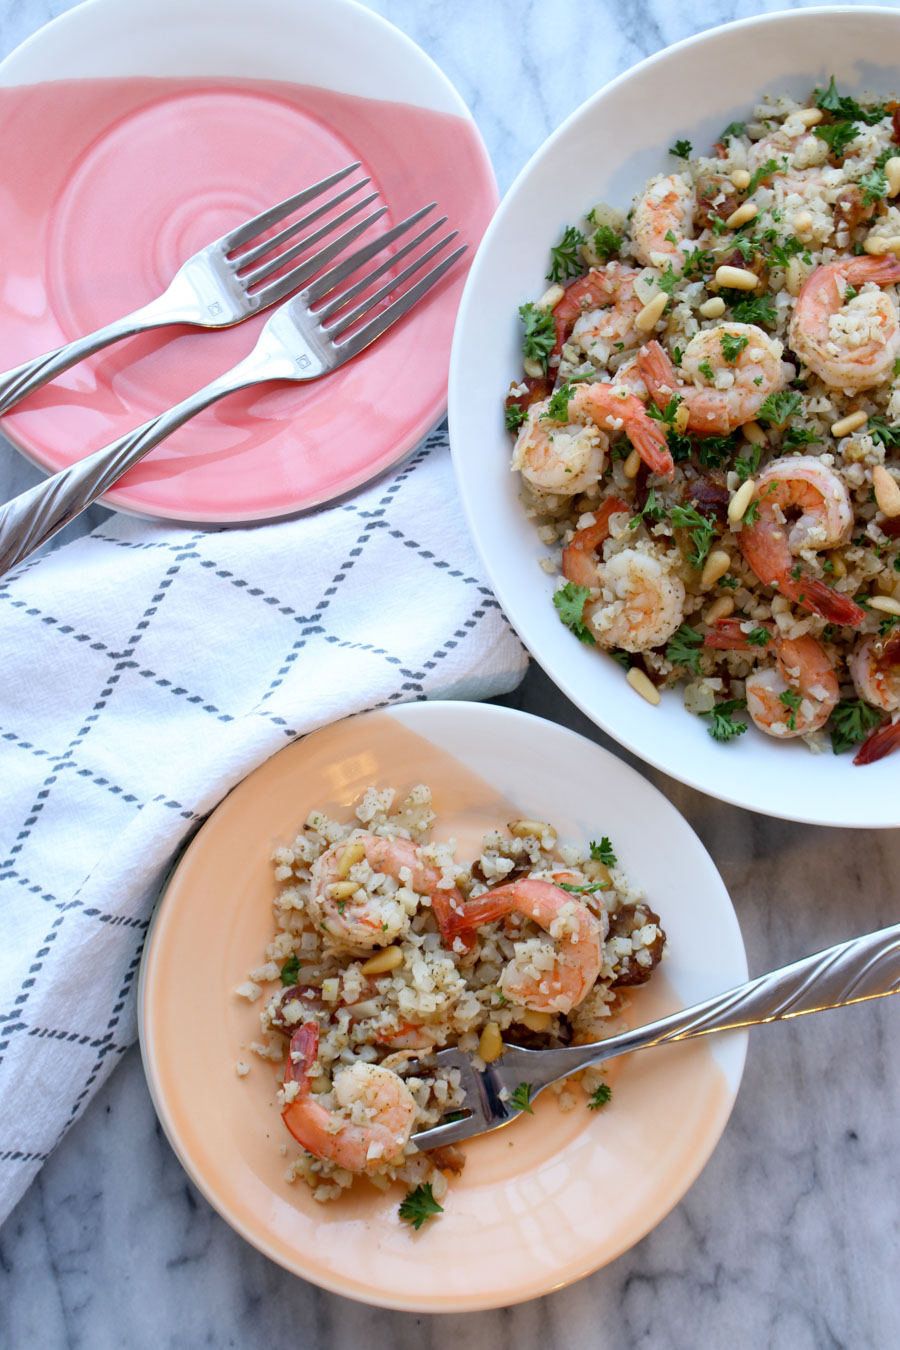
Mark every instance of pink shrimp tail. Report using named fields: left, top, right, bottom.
left=629, top=414, right=675, bottom=479
left=284, top=1022, right=319, bottom=1092
left=431, top=890, right=477, bottom=952
left=778, top=574, right=866, bottom=627
left=853, top=717, right=900, bottom=765
left=562, top=495, right=631, bottom=586
left=703, top=617, right=769, bottom=650
left=636, top=339, right=679, bottom=411
left=844, top=256, right=900, bottom=287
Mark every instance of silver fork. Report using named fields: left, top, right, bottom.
left=0, top=208, right=464, bottom=574
left=0, top=162, right=377, bottom=415
left=410, top=922, right=900, bottom=1150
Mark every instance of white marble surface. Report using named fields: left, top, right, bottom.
left=2, top=0, right=900, bottom=1346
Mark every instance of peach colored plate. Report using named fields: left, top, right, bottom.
left=138, top=702, right=748, bottom=1311
left=0, top=0, right=497, bottom=523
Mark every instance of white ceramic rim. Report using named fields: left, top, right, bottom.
left=448, top=5, right=900, bottom=829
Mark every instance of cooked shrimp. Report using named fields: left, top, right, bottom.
left=569, top=382, right=674, bottom=478
left=549, top=262, right=645, bottom=364
left=738, top=457, right=865, bottom=626
left=637, top=326, right=789, bottom=434
left=443, top=878, right=604, bottom=1014
left=789, top=257, right=900, bottom=390
left=309, top=834, right=467, bottom=951
left=848, top=628, right=900, bottom=765
left=282, top=1023, right=417, bottom=1173
left=630, top=173, right=695, bottom=269
left=561, top=496, right=686, bottom=652
left=705, top=617, right=839, bottom=738
left=511, top=399, right=608, bottom=495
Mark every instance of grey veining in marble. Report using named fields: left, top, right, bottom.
left=2, top=1, right=900, bottom=1347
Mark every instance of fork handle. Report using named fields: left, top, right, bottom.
left=553, top=923, right=900, bottom=1078
left=0, top=354, right=272, bottom=575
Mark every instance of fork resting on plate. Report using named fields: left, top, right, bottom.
left=410, top=921, right=900, bottom=1149
left=0, top=166, right=464, bottom=575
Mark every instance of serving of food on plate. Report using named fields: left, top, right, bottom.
left=506, top=78, right=900, bottom=766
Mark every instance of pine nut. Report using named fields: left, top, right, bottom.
left=478, top=1022, right=504, bottom=1062
left=728, top=478, right=757, bottom=525
left=724, top=201, right=758, bottom=230
left=873, top=464, right=900, bottom=517
left=623, top=448, right=642, bottom=479
left=537, top=283, right=565, bottom=311
left=701, top=549, right=732, bottom=587
left=730, top=168, right=751, bottom=189
left=868, top=594, right=900, bottom=617
left=509, top=818, right=555, bottom=840
left=635, top=291, right=669, bottom=332
left=742, top=421, right=767, bottom=445
left=523, top=356, right=544, bottom=378
left=864, top=235, right=891, bottom=256
left=521, top=1009, right=552, bottom=1032
left=328, top=880, right=360, bottom=900
left=714, top=265, right=759, bottom=290
left=673, top=402, right=690, bottom=434
left=704, top=595, right=735, bottom=623
left=360, top=946, right=404, bottom=976
left=699, top=296, right=726, bottom=319
left=827, top=552, right=847, bottom=579
left=831, top=410, right=868, bottom=437
left=626, top=666, right=661, bottom=705
left=793, top=210, right=813, bottom=235
left=886, top=156, right=900, bottom=198
left=336, top=839, right=366, bottom=879
left=796, top=107, right=823, bottom=127
left=786, top=256, right=804, bottom=296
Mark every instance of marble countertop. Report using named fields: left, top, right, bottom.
left=2, top=0, right=900, bottom=1346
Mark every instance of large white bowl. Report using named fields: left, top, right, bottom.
left=449, top=6, right=900, bottom=829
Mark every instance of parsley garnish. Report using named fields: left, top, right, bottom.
left=829, top=698, right=884, bottom=755
left=557, top=880, right=610, bottom=895
left=880, top=614, right=899, bottom=636
left=860, top=164, right=888, bottom=206
left=518, top=301, right=557, bottom=374
left=280, top=955, right=301, bottom=987
left=869, top=416, right=900, bottom=450
left=757, top=390, right=802, bottom=426
left=701, top=698, right=748, bottom=743
left=747, top=157, right=780, bottom=195
left=542, top=382, right=575, bottom=422
left=725, top=292, right=778, bottom=327
left=721, top=120, right=746, bottom=140
left=665, top=623, right=705, bottom=673
left=511, top=1082, right=534, bottom=1114
left=745, top=626, right=772, bottom=646
left=505, top=402, right=527, bottom=432
left=669, top=138, right=693, bottom=158
left=628, top=487, right=665, bottom=529
left=698, top=359, right=715, bottom=381
left=669, top=502, right=718, bottom=567
left=735, top=446, right=762, bottom=481
left=782, top=424, right=820, bottom=449
left=553, top=582, right=596, bottom=645
left=743, top=500, right=760, bottom=526
left=547, top=225, right=585, bottom=283
left=592, top=224, right=623, bottom=261
left=656, top=262, right=680, bottom=296
left=590, top=836, right=617, bottom=867
left=720, top=331, right=749, bottom=363
left=647, top=396, right=684, bottom=428
left=814, top=120, right=859, bottom=159
left=587, top=1083, right=613, bottom=1110
left=399, top=1183, right=444, bottom=1231
left=681, top=246, right=715, bottom=280
left=778, top=687, right=803, bottom=731
left=814, top=77, right=887, bottom=126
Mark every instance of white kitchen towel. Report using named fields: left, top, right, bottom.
left=0, top=426, right=528, bottom=1223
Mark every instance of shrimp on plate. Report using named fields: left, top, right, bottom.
left=555, top=260, right=647, bottom=367
left=849, top=629, right=900, bottom=763
left=560, top=496, right=687, bottom=653
left=309, top=834, right=468, bottom=951
left=705, top=617, right=839, bottom=738
left=789, top=257, right=900, bottom=390
left=444, top=879, right=604, bottom=1015
left=637, top=325, right=790, bottom=435
left=281, top=1023, right=417, bottom=1173
left=737, top=456, right=865, bottom=626
left=630, top=173, right=695, bottom=269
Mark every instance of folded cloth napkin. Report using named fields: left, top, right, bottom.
left=0, top=425, right=528, bottom=1224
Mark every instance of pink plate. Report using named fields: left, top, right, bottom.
left=0, top=0, right=497, bottom=523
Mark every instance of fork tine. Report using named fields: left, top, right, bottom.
left=322, top=230, right=459, bottom=337
left=332, top=245, right=467, bottom=359
left=240, top=193, right=381, bottom=290
left=303, top=203, right=437, bottom=305
left=220, top=161, right=362, bottom=252
left=411, top=1114, right=488, bottom=1150
left=232, top=177, right=371, bottom=270
left=248, top=205, right=389, bottom=310
left=314, top=216, right=447, bottom=323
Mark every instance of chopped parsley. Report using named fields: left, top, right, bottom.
left=814, top=77, right=888, bottom=126
left=782, top=424, right=821, bottom=449
left=399, top=1183, right=444, bottom=1230
left=720, top=331, right=749, bottom=363
left=813, top=120, right=859, bottom=159
left=880, top=614, right=900, bottom=636
left=721, top=119, right=746, bottom=140
left=743, top=499, right=760, bottom=526
left=656, top=262, right=680, bottom=296
left=505, top=402, right=527, bottom=432
left=647, top=395, right=684, bottom=427
left=695, top=433, right=738, bottom=471
left=725, top=292, right=778, bottom=327
left=669, top=502, right=718, bottom=567
left=860, top=164, right=888, bottom=206
left=869, top=416, right=900, bottom=450
left=829, top=698, right=884, bottom=755
left=542, top=382, right=575, bottom=421
left=547, top=224, right=585, bottom=283
left=628, top=487, right=665, bottom=529
left=747, top=157, right=781, bottom=195
left=587, top=1083, right=613, bottom=1110
left=681, top=246, right=716, bottom=280
left=698, top=359, right=715, bottom=381
left=518, top=301, right=556, bottom=374
left=553, top=582, right=596, bottom=645
left=665, top=623, right=705, bottom=673
left=757, top=389, right=802, bottom=427
left=511, top=1082, right=535, bottom=1114
left=557, top=879, right=611, bottom=895
left=745, top=626, right=772, bottom=646
left=669, top=138, right=693, bottom=158
left=701, top=699, right=748, bottom=743
left=280, top=955, right=301, bottom=987
left=590, top=836, right=617, bottom=867
left=778, top=687, right=803, bottom=731
left=592, top=223, right=623, bottom=261
left=769, top=235, right=811, bottom=267
left=735, top=445, right=762, bottom=482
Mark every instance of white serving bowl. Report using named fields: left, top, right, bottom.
left=449, top=6, right=900, bottom=828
